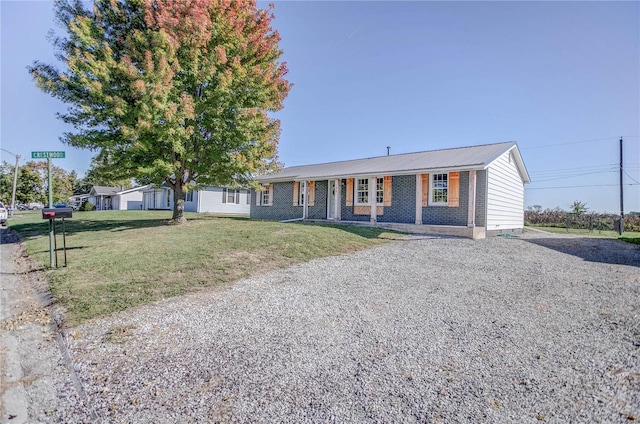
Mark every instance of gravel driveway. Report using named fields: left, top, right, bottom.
left=44, top=232, right=640, bottom=422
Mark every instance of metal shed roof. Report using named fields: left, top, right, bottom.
left=258, top=141, right=530, bottom=183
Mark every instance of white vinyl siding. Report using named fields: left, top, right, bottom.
left=194, top=187, right=250, bottom=214
left=486, top=150, right=525, bottom=230
left=143, top=188, right=172, bottom=210
left=116, top=190, right=144, bottom=210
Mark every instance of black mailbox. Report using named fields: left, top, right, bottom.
left=42, top=208, right=73, bottom=219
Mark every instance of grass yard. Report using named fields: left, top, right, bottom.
left=526, top=225, right=640, bottom=244
left=8, top=210, right=403, bottom=326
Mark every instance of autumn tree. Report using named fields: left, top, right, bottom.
left=30, top=0, right=291, bottom=222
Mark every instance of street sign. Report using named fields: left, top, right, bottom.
left=31, top=151, right=65, bottom=159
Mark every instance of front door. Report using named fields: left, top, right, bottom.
left=327, top=180, right=335, bottom=219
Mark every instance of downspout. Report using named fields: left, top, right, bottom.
left=281, top=180, right=307, bottom=223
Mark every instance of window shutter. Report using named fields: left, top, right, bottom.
left=293, top=181, right=299, bottom=206
left=268, top=184, right=273, bottom=205
left=448, top=172, right=460, bottom=207
left=383, top=176, right=392, bottom=206
left=235, top=190, right=240, bottom=204
left=222, top=188, right=227, bottom=204
left=308, top=181, right=315, bottom=206
left=346, top=179, right=353, bottom=206
left=255, top=188, right=261, bottom=206
left=421, top=174, right=429, bottom=206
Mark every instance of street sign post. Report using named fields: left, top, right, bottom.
left=32, top=151, right=65, bottom=268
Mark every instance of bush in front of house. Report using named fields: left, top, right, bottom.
left=80, top=201, right=96, bottom=211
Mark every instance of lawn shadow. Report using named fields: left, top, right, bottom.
left=9, top=218, right=172, bottom=240
left=0, top=228, right=21, bottom=244
left=523, top=236, right=640, bottom=267
left=8, top=213, right=247, bottom=240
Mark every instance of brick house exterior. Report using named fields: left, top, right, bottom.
left=251, top=142, right=529, bottom=239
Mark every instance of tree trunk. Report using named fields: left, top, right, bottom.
left=171, top=183, right=187, bottom=223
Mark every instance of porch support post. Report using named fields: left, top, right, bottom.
left=468, top=170, right=476, bottom=227
left=302, top=180, right=309, bottom=219
left=369, top=176, right=377, bottom=224
left=415, top=173, right=422, bottom=225
left=334, top=178, right=341, bottom=221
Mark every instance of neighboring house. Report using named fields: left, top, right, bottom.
left=88, top=186, right=118, bottom=210
left=112, top=186, right=148, bottom=210
left=251, top=141, right=530, bottom=239
left=142, top=184, right=251, bottom=215
left=69, top=194, right=89, bottom=204
left=142, top=185, right=172, bottom=210
left=88, top=185, right=148, bottom=210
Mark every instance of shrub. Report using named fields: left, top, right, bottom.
left=80, top=201, right=95, bottom=211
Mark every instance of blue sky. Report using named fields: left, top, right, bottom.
left=1, top=1, right=638, bottom=213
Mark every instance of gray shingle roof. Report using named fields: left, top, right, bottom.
left=90, top=186, right=119, bottom=196
left=258, top=141, right=530, bottom=183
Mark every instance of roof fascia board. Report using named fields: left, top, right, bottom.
left=258, top=165, right=485, bottom=183
left=482, top=144, right=531, bottom=183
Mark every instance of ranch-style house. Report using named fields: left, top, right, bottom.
left=250, top=141, right=530, bottom=239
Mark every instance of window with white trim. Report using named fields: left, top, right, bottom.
left=355, top=178, right=369, bottom=204
left=184, top=191, right=193, bottom=202
left=431, top=173, right=448, bottom=205
left=376, top=178, right=384, bottom=204
left=354, top=177, right=384, bottom=205
left=223, top=188, right=240, bottom=204
left=298, top=181, right=306, bottom=205
left=261, top=185, right=271, bottom=206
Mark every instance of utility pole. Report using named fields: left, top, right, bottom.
left=619, top=137, right=624, bottom=235
left=10, top=154, right=20, bottom=216
left=1, top=148, right=21, bottom=216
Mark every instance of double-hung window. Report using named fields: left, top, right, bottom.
left=261, top=184, right=271, bottom=206
left=355, top=177, right=384, bottom=205
left=356, top=179, right=369, bottom=204
left=431, top=173, right=448, bottom=205
left=223, top=188, right=240, bottom=204
left=184, top=191, right=193, bottom=202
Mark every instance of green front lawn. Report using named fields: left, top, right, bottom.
left=8, top=211, right=403, bottom=326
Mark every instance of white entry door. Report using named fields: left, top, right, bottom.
left=327, top=180, right=335, bottom=219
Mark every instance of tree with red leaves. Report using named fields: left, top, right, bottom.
left=30, top=0, right=291, bottom=223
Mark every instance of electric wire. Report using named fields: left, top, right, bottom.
left=526, top=183, right=639, bottom=190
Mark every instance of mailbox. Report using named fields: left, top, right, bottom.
left=42, top=207, right=73, bottom=219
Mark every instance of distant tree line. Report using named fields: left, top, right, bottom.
left=0, top=158, right=131, bottom=206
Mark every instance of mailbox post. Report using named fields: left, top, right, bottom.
left=42, top=207, right=73, bottom=268
left=32, top=151, right=66, bottom=268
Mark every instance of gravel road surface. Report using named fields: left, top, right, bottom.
left=6, top=231, right=640, bottom=423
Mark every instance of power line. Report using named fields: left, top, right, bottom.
left=531, top=169, right=617, bottom=183
left=526, top=183, right=638, bottom=190
left=624, top=170, right=640, bottom=185
left=530, top=165, right=617, bottom=178
left=521, top=137, right=620, bottom=150
left=530, top=163, right=618, bottom=174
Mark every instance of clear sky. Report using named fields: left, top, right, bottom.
left=1, top=1, right=638, bottom=213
